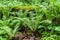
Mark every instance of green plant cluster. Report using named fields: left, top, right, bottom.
left=0, top=0, right=60, bottom=40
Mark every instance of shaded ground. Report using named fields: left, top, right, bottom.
left=11, top=27, right=40, bottom=40
left=11, top=32, right=40, bottom=40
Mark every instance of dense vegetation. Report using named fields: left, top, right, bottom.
left=0, top=0, right=60, bottom=40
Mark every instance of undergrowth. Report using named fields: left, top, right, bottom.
left=0, top=0, right=60, bottom=40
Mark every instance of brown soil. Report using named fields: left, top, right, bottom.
left=11, top=32, right=40, bottom=40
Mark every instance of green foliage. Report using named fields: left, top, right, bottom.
left=0, top=0, right=60, bottom=40
left=41, top=35, right=60, bottom=40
